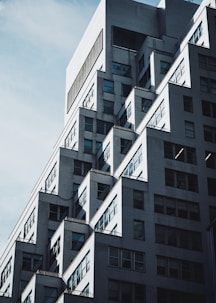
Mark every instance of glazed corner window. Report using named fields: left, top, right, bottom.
left=74, top=160, right=92, bottom=176
left=112, top=61, right=131, bottom=77
left=122, top=84, right=131, bottom=97
left=133, top=220, right=145, bottom=240
left=103, top=79, right=114, bottom=94
left=72, top=232, right=85, bottom=251
left=22, top=252, right=42, bottom=271
left=44, top=287, right=58, bottom=303
left=185, top=121, right=195, bottom=138
left=133, top=190, right=144, bottom=210
left=142, top=98, right=152, bottom=113
left=84, top=139, right=93, bottom=154
left=84, top=117, right=93, bottom=132
left=120, top=138, right=132, bottom=154
left=160, top=60, right=171, bottom=75
left=49, top=204, right=68, bottom=221
left=104, top=100, right=114, bottom=114
left=97, top=183, right=110, bottom=200
left=183, top=96, right=193, bottom=112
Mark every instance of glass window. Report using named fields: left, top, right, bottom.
left=208, top=178, right=216, bottom=196
left=112, top=26, right=145, bottom=50
left=142, top=98, right=152, bottom=113
left=44, top=287, right=58, bottom=303
left=155, top=224, right=202, bottom=251
left=109, top=247, right=119, bottom=267
left=160, top=61, right=170, bottom=75
left=202, top=100, right=211, bottom=116
left=22, top=253, right=42, bottom=271
left=166, top=198, right=176, bottom=215
left=49, top=204, right=68, bottom=221
left=202, top=100, right=216, bottom=117
left=164, top=141, right=173, bottom=159
left=103, top=79, right=114, bottom=94
left=0, top=258, right=12, bottom=288
left=133, top=190, right=144, bottom=210
left=165, top=169, right=175, bottom=187
left=157, top=256, right=167, bottom=276
left=133, top=220, right=145, bottom=240
left=185, top=121, right=195, bottom=138
left=96, top=141, right=102, bottom=152
left=164, top=141, right=196, bottom=164
left=169, top=259, right=179, bottom=278
left=96, top=119, right=113, bottom=135
left=183, top=96, right=193, bottom=112
left=134, top=251, right=145, bottom=272
left=121, top=282, right=132, bottom=303
left=122, top=84, right=131, bottom=97
left=199, top=54, right=216, bottom=71
left=200, top=77, right=216, bottom=94
left=74, top=160, right=91, bottom=176
left=135, top=284, right=145, bottom=303
left=84, top=139, right=93, bottom=154
left=72, top=183, right=79, bottom=196
left=49, top=204, right=58, bottom=221
left=97, top=183, right=110, bottom=200
left=122, top=250, right=132, bottom=269
left=204, top=125, right=216, bottom=143
left=108, top=280, right=119, bottom=301
left=112, top=61, right=131, bottom=77
left=72, top=232, right=85, bottom=251
left=84, top=117, right=93, bottom=132
left=45, top=164, right=57, bottom=191
left=189, top=22, right=203, bottom=44
left=200, top=77, right=209, bottom=92
left=120, top=138, right=132, bottom=154
left=119, top=110, right=127, bottom=127
left=103, top=100, right=114, bottom=114
left=139, top=66, right=150, bottom=87
left=154, top=195, right=164, bottom=213
left=206, top=151, right=216, bottom=168
left=176, top=171, right=186, bottom=189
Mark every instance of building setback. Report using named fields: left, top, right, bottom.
left=0, top=0, right=216, bottom=302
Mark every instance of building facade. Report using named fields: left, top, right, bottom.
left=1, top=0, right=216, bottom=302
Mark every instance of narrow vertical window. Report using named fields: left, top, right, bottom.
left=133, top=220, right=145, bottom=240
left=185, top=121, right=195, bottom=138
left=133, top=190, right=144, bottom=210
left=85, top=117, right=93, bottom=132
left=84, top=139, right=93, bottom=154
left=103, top=80, right=114, bottom=94
left=183, top=96, right=193, bottom=112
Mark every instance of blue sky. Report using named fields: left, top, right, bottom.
left=0, top=0, right=201, bottom=254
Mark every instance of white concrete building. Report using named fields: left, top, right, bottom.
left=1, top=0, right=216, bottom=302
